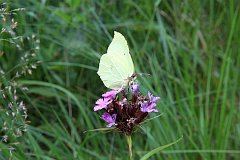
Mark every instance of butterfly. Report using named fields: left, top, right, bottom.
left=97, top=31, right=135, bottom=90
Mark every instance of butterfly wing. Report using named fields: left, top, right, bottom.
left=107, top=31, right=134, bottom=75
left=97, top=54, right=128, bottom=89
left=97, top=31, right=134, bottom=89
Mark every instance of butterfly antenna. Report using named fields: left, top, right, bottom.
left=137, top=73, right=151, bottom=77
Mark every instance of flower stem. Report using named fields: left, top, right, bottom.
left=126, top=135, right=133, bottom=160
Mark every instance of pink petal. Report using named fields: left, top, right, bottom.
left=93, top=105, right=106, bottom=111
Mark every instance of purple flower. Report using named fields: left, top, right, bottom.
left=131, top=83, right=139, bottom=96
left=148, top=92, right=160, bottom=103
left=102, top=112, right=117, bottom=127
left=94, top=98, right=112, bottom=111
left=94, top=84, right=161, bottom=134
left=102, top=88, right=124, bottom=99
left=140, top=101, right=158, bottom=113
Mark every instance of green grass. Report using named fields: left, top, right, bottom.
left=1, top=0, right=240, bottom=159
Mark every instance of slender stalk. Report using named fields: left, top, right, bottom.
left=126, top=135, right=133, bottom=160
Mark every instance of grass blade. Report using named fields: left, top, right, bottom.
left=140, top=136, right=183, bottom=160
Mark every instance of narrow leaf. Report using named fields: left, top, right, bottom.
left=140, top=136, right=183, bottom=160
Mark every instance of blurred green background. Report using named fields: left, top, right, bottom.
left=0, top=0, right=240, bottom=159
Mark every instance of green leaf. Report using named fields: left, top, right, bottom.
left=140, top=136, right=183, bottom=160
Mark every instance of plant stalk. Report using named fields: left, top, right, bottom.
left=126, top=135, right=132, bottom=160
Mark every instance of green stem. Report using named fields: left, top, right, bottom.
left=126, top=135, right=133, bottom=160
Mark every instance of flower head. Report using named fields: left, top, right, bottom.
left=94, top=83, right=160, bottom=135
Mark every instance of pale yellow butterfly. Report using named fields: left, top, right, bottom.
left=97, top=31, right=135, bottom=90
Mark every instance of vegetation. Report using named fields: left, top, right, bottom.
left=0, top=0, right=240, bottom=159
